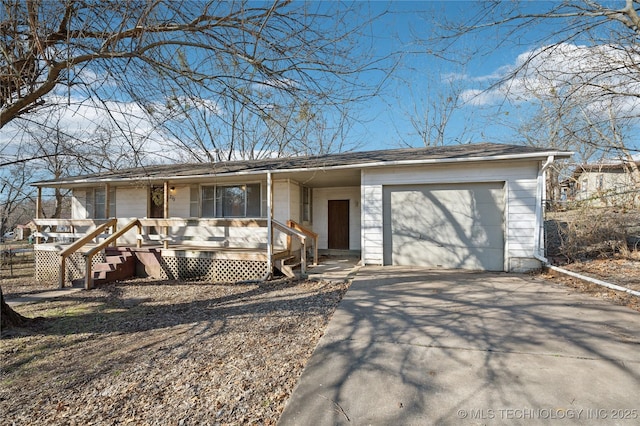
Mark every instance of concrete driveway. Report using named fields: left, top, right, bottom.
left=279, top=267, right=640, bottom=425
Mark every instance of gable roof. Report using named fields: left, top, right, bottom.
left=33, top=143, right=572, bottom=187
left=571, top=160, right=640, bottom=178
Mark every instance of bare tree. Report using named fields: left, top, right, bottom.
left=395, top=70, right=472, bottom=147
left=418, top=0, right=640, bottom=210
left=1, top=1, right=389, bottom=157
left=0, top=160, right=34, bottom=237
left=0, top=0, right=391, bottom=329
left=430, top=1, right=640, bottom=155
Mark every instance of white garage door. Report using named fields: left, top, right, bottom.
left=383, top=182, right=505, bottom=270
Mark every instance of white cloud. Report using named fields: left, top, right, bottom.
left=460, top=89, right=503, bottom=106
left=2, top=94, right=181, bottom=166
left=461, top=42, right=640, bottom=118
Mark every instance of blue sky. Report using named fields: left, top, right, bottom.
left=353, top=0, right=542, bottom=150
left=338, top=1, right=501, bottom=150
left=4, top=1, right=638, bottom=166
left=351, top=1, right=640, bottom=156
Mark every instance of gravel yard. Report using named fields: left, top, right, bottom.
left=1, top=248, right=638, bottom=425
left=541, top=256, right=640, bottom=313
left=1, top=277, right=350, bottom=425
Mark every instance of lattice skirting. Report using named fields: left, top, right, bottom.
left=35, top=250, right=106, bottom=283
left=159, top=256, right=266, bottom=283
left=35, top=249, right=265, bottom=284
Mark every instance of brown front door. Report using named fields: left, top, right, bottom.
left=149, top=186, right=164, bottom=218
left=328, top=200, right=349, bottom=250
left=149, top=186, right=165, bottom=235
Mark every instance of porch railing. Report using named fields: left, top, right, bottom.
left=58, top=219, right=117, bottom=288
left=40, top=217, right=314, bottom=288
left=137, top=218, right=268, bottom=249
left=81, top=218, right=141, bottom=289
left=273, top=219, right=309, bottom=275
left=287, top=220, right=319, bottom=266
left=32, top=218, right=114, bottom=244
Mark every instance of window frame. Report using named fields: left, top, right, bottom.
left=301, top=186, right=312, bottom=223
left=198, top=183, right=262, bottom=218
left=86, top=187, right=115, bottom=219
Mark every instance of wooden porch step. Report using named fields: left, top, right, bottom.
left=72, top=247, right=137, bottom=287
left=274, top=256, right=300, bottom=279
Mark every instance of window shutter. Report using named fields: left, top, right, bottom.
left=190, top=185, right=200, bottom=217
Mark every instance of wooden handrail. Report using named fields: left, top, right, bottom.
left=85, top=219, right=140, bottom=259
left=272, top=219, right=308, bottom=275
left=273, top=220, right=307, bottom=241
left=58, top=219, right=116, bottom=288
left=59, top=219, right=116, bottom=257
left=287, top=220, right=319, bottom=266
left=287, top=220, right=319, bottom=239
left=83, top=218, right=140, bottom=290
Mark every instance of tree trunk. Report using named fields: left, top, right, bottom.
left=0, top=286, right=31, bottom=330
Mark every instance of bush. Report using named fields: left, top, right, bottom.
left=547, top=207, right=635, bottom=262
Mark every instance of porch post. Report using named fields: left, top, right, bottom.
left=105, top=183, right=111, bottom=218
left=266, top=171, right=273, bottom=280
left=35, top=187, right=42, bottom=244
left=105, top=183, right=117, bottom=246
left=163, top=181, right=169, bottom=249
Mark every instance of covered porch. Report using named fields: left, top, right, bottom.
left=32, top=216, right=317, bottom=289
left=31, top=161, right=363, bottom=289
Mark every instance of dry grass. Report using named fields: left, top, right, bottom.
left=546, top=208, right=640, bottom=262
left=1, top=277, right=350, bottom=425
left=2, top=246, right=638, bottom=425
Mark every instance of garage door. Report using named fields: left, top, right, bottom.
left=383, top=182, right=504, bottom=270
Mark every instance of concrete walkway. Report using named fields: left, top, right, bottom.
left=307, top=256, right=361, bottom=283
left=5, top=287, right=82, bottom=307
left=279, top=267, right=640, bottom=425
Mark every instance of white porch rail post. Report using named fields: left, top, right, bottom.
left=265, top=171, right=273, bottom=280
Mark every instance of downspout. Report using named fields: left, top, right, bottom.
left=533, top=157, right=640, bottom=297
left=263, top=171, right=273, bottom=281
left=35, top=187, right=42, bottom=244
left=534, top=155, right=554, bottom=263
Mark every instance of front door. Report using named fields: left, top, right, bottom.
left=149, top=186, right=165, bottom=218
left=328, top=200, right=349, bottom=250
left=149, top=186, right=165, bottom=235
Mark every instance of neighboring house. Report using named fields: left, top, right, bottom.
left=31, top=143, right=571, bottom=287
left=15, top=222, right=36, bottom=241
left=562, top=160, right=640, bottom=206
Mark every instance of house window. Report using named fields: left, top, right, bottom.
left=86, top=187, right=116, bottom=218
left=597, top=175, right=604, bottom=190
left=190, top=185, right=200, bottom=217
left=201, top=186, right=216, bottom=218
left=581, top=178, right=588, bottom=193
left=94, top=188, right=106, bottom=219
left=200, top=183, right=261, bottom=218
left=302, top=187, right=312, bottom=222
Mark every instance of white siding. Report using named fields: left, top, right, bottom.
left=117, top=187, right=148, bottom=218
left=71, top=189, right=87, bottom=219
left=273, top=180, right=291, bottom=249
left=114, top=187, right=148, bottom=244
left=361, top=182, right=383, bottom=264
left=168, top=185, right=191, bottom=218
left=362, top=160, right=540, bottom=271
left=289, top=181, right=301, bottom=223
left=312, top=186, right=361, bottom=250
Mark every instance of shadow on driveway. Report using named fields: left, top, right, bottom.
left=279, top=267, right=640, bottom=425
